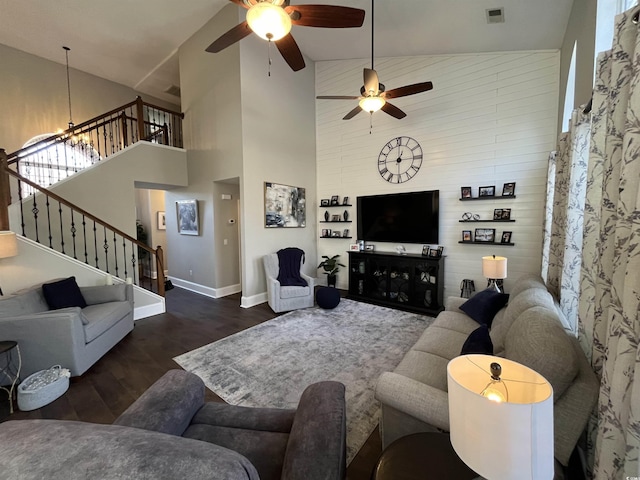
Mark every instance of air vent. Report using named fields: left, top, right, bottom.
left=486, top=7, right=505, bottom=24
left=164, top=84, right=181, bottom=98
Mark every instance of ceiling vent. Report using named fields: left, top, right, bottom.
left=486, top=7, right=505, bottom=24
left=164, top=84, right=181, bottom=98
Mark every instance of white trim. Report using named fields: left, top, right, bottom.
left=167, top=276, right=241, bottom=299
left=241, top=292, right=268, bottom=309
left=134, top=300, right=165, bottom=320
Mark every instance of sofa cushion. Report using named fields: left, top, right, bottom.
left=0, top=286, right=49, bottom=316
left=460, top=325, right=493, bottom=355
left=83, top=301, right=132, bottom=343
left=411, top=325, right=471, bottom=360
left=432, top=310, right=480, bottom=335
left=491, top=288, right=556, bottom=354
left=394, top=350, right=450, bottom=391
left=280, top=286, right=311, bottom=299
left=81, top=284, right=127, bottom=305
left=459, top=289, right=509, bottom=327
left=504, top=306, right=578, bottom=400
left=42, top=277, right=87, bottom=310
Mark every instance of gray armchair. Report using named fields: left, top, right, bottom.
left=263, top=253, right=315, bottom=313
left=0, top=370, right=347, bottom=480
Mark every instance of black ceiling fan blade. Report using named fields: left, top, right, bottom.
left=384, top=81, right=433, bottom=99
left=343, top=106, right=363, bottom=120
left=381, top=102, right=407, bottom=119
left=206, top=21, right=252, bottom=53
left=363, top=68, right=379, bottom=96
left=316, top=95, right=360, bottom=100
left=275, top=33, right=306, bottom=71
left=285, top=5, right=365, bottom=28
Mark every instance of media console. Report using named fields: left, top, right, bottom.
left=347, top=251, right=445, bottom=316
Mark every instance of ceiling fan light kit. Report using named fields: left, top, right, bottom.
left=359, top=96, right=385, bottom=113
left=246, top=2, right=292, bottom=41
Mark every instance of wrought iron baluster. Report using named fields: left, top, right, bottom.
left=82, top=215, right=89, bottom=264
left=31, top=195, right=40, bottom=243
left=18, top=179, right=26, bottom=236
left=58, top=201, right=65, bottom=254
left=131, top=251, right=137, bottom=285
left=102, top=226, right=110, bottom=273
left=45, top=196, right=53, bottom=248
left=93, top=221, right=99, bottom=268
left=122, top=239, right=128, bottom=280
left=113, top=231, right=119, bottom=278
left=70, top=210, right=78, bottom=259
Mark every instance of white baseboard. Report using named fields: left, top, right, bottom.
left=134, top=301, right=165, bottom=321
left=241, top=292, right=268, bottom=309
left=168, top=277, right=241, bottom=299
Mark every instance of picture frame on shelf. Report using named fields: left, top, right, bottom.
left=364, top=244, right=375, bottom=252
left=320, top=199, right=330, bottom=207
left=157, top=211, right=166, bottom=230
left=502, top=182, right=516, bottom=196
left=501, top=231, right=513, bottom=244
left=332, top=231, right=341, bottom=237
left=349, top=243, right=360, bottom=251
left=428, top=247, right=441, bottom=258
left=493, top=209, right=503, bottom=220
left=331, top=214, right=341, bottom=222
left=330, top=195, right=340, bottom=206
left=461, top=186, right=472, bottom=199
left=462, top=230, right=472, bottom=242
left=343, top=229, right=350, bottom=237
left=421, top=245, right=430, bottom=256
left=342, top=196, right=349, bottom=205
left=479, top=186, right=495, bottom=197
left=501, top=208, right=511, bottom=220
left=321, top=228, right=330, bottom=237
left=474, top=228, right=496, bottom=243
left=437, top=246, right=444, bottom=257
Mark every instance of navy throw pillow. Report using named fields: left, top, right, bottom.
left=459, top=288, right=509, bottom=328
left=461, top=324, right=494, bottom=355
left=42, top=276, right=87, bottom=310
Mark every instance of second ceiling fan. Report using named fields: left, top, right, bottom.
left=317, top=0, right=433, bottom=120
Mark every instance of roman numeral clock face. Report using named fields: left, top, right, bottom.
left=378, top=136, right=423, bottom=183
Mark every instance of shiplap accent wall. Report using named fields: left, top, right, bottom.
left=315, top=51, right=559, bottom=297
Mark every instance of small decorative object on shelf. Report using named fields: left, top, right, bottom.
left=343, top=196, right=350, bottom=205
left=462, top=212, right=480, bottom=221
left=461, top=186, right=472, bottom=199
left=320, top=198, right=330, bottom=206
left=462, top=230, right=473, bottom=242
left=324, top=211, right=329, bottom=221
left=500, top=208, right=511, bottom=220
left=501, top=231, right=513, bottom=244
left=421, top=245, right=430, bottom=256
left=427, top=246, right=444, bottom=258
left=474, top=228, right=496, bottom=243
left=322, top=228, right=331, bottom=237
left=343, top=229, right=350, bottom=237
left=364, top=244, right=375, bottom=252
left=330, top=195, right=340, bottom=206
left=493, top=209, right=503, bottom=220
left=502, top=182, right=516, bottom=196
left=343, top=210, right=349, bottom=221
left=331, top=214, right=341, bottom=222
left=479, top=185, right=495, bottom=197
left=349, top=243, right=360, bottom=251
left=332, top=231, right=341, bottom=237
left=395, top=245, right=407, bottom=255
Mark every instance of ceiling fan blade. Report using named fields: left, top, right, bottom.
left=206, top=21, right=252, bottom=53
left=285, top=5, right=365, bottom=28
left=381, top=102, right=407, bottom=119
left=384, top=81, right=434, bottom=99
left=275, top=34, right=306, bottom=71
left=343, top=106, right=363, bottom=120
left=229, top=0, right=250, bottom=9
left=363, top=68, right=379, bottom=96
left=316, top=95, right=360, bottom=100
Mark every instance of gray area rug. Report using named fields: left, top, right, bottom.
left=173, top=298, right=433, bottom=462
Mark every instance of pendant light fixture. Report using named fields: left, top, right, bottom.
left=63, top=46, right=74, bottom=129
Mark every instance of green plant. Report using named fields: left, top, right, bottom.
left=317, top=254, right=346, bottom=277
left=136, top=220, right=149, bottom=259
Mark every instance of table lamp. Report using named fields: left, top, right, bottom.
left=0, top=231, right=18, bottom=296
left=482, top=255, right=507, bottom=292
left=447, top=354, right=554, bottom=480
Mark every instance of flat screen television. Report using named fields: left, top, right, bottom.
left=357, top=190, right=439, bottom=244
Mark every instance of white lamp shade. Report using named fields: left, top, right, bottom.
left=447, top=355, right=554, bottom=480
left=0, top=231, right=18, bottom=259
left=359, top=96, right=386, bottom=113
left=246, top=3, right=292, bottom=41
left=482, top=255, right=507, bottom=279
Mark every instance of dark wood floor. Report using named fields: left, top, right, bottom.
left=1, top=287, right=381, bottom=479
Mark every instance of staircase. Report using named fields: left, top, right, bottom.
left=0, top=97, right=185, bottom=300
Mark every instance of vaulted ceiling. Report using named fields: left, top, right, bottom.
left=0, top=0, right=574, bottom=104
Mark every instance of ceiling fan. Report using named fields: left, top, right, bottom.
left=205, top=0, right=366, bottom=72
left=316, top=0, right=433, bottom=120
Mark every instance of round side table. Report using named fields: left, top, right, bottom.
left=372, top=433, right=478, bottom=480
left=0, top=341, right=22, bottom=414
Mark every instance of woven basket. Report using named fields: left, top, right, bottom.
left=17, top=369, right=70, bottom=411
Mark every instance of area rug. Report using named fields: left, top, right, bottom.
left=173, top=298, right=433, bottom=462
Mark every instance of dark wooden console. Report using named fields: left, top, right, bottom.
left=347, top=251, right=445, bottom=316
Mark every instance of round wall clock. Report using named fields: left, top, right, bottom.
left=378, top=136, right=423, bottom=183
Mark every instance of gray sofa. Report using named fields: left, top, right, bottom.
left=375, top=274, right=599, bottom=475
left=0, top=281, right=134, bottom=377
left=0, top=370, right=347, bottom=480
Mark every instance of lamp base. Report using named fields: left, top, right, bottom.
left=486, top=279, right=502, bottom=293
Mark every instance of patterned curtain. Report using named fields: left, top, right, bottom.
left=577, top=8, right=640, bottom=479
left=542, top=110, right=590, bottom=334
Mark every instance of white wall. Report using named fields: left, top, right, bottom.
left=316, top=51, right=560, bottom=297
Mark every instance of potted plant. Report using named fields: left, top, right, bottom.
left=317, top=254, right=346, bottom=287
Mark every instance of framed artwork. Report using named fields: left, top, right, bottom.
left=461, top=186, right=472, bottom=199
left=462, top=230, right=472, bottom=242
left=176, top=200, right=199, bottom=235
left=320, top=199, right=330, bottom=207
left=501, top=231, right=513, bottom=244
left=330, top=195, right=340, bottom=205
left=502, top=182, right=516, bottom=196
left=349, top=243, right=360, bottom=251
left=157, top=211, right=166, bottom=230
left=428, top=247, right=441, bottom=258
left=264, top=182, right=306, bottom=228
left=422, top=245, right=430, bottom=256
left=343, top=196, right=350, bottom=205
left=321, top=229, right=330, bottom=237
left=493, top=209, right=503, bottom=220
left=501, top=208, right=511, bottom=220
left=479, top=186, right=495, bottom=197
left=331, top=214, right=341, bottom=222
left=474, top=228, right=496, bottom=243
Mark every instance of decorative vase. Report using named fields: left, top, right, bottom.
left=343, top=210, right=349, bottom=221
left=327, top=274, right=337, bottom=287
left=324, top=210, right=329, bottom=221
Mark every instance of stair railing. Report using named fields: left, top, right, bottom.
left=6, top=96, right=184, bottom=198
left=0, top=153, right=166, bottom=296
